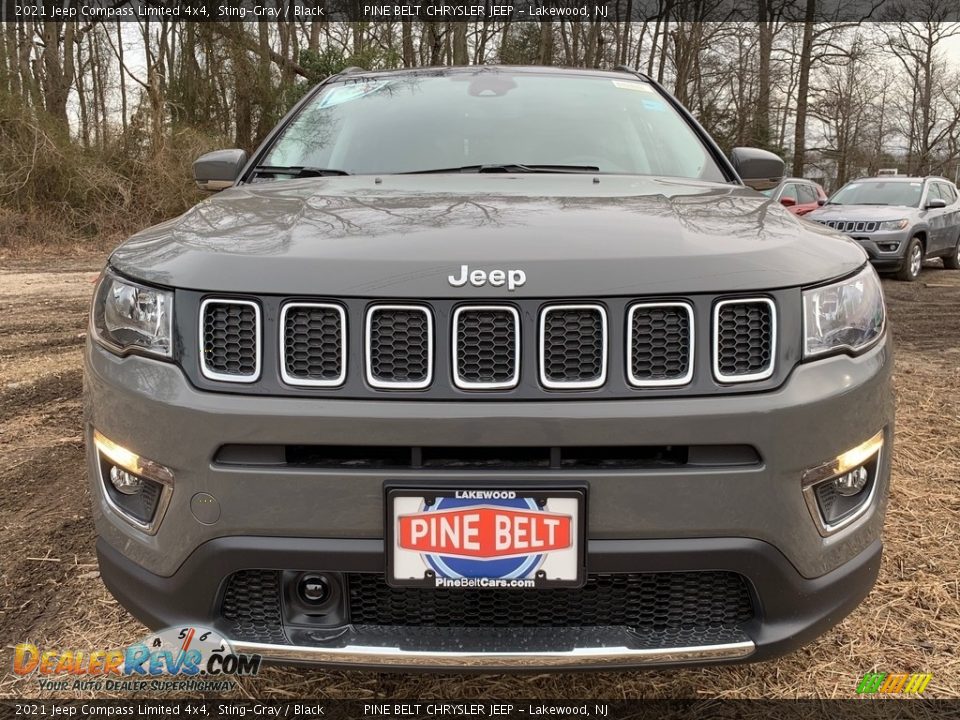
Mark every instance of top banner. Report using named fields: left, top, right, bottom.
left=2, top=0, right=957, bottom=23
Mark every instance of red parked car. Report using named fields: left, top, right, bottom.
left=762, top=178, right=828, bottom=216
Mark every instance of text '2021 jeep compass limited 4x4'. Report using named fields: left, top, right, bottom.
left=85, top=66, right=892, bottom=670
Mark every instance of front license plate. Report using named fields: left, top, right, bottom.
left=386, top=486, right=586, bottom=589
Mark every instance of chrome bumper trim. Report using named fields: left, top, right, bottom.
left=232, top=639, right=755, bottom=668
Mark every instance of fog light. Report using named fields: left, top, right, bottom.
left=832, top=466, right=869, bottom=496
left=93, top=430, right=174, bottom=485
left=802, top=430, right=884, bottom=537
left=109, top=466, right=144, bottom=495
left=93, top=430, right=173, bottom=534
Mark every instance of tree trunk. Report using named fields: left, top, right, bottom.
left=753, top=2, right=773, bottom=149
left=452, top=23, right=468, bottom=65
left=76, top=38, right=89, bottom=147
left=402, top=22, right=414, bottom=67
left=538, top=20, right=554, bottom=65
left=620, top=0, right=633, bottom=65
left=791, top=0, right=815, bottom=176
left=426, top=22, right=443, bottom=66
left=41, top=21, right=75, bottom=128
left=656, top=18, right=669, bottom=83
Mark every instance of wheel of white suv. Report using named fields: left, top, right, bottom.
left=944, top=237, right=960, bottom=270
left=897, top=237, right=923, bottom=281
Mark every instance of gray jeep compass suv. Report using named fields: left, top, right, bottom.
left=808, top=176, right=960, bottom=281
left=85, top=66, right=892, bottom=670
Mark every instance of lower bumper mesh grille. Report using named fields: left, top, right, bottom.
left=221, top=569, right=287, bottom=643
left=347, top=572, right=752, bottom=628
left=218, top=570, right=753, bottom=641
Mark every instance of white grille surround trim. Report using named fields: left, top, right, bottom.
left=712, top=297, right=777, bottom=384
left=538, top=304, right=608, bottom=390
left=365, top=304, right=434, bottom=390
left=452, top=305, right=521, bottom=391
left=199, top=298, right=262, bottom=384
left=626, top=301, right=695, bottom=388
left=279, top=302, right=348, bottom=388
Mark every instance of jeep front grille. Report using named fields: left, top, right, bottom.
left=713, top=299, right=776, bottom=382
left=453, top=306, right=520, bottom=389
left=539, top=305, right=607, bottom=389
left=818, top=220, right=879, bottom=233
left=366, top=305, right=433, bottom=389
left=281, top=303, right=345, bottom=387
left=191, top=293, right=785, bottom=396
left=627, top=302, right=694, bottom=387
left=200, top=299, right=261, bottom=382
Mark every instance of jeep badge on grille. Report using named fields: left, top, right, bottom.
left=448, top=265, right=527, bottom=291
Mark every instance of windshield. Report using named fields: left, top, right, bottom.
left=258, top=72, right=726, bottom=180
left=829, top=181, right=923, bottom=207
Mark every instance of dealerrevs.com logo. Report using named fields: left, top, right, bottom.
left=13, top=626, right=261, bottom=693
left=856, top=672, right=932, bottom=695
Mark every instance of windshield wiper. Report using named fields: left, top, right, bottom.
left=404, top=163, right=600, bottom=174
left=251, top=165, right=351, bottom=179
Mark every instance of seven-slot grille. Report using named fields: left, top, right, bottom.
left=817, top=220, right=879, bottom=233
left=198, top=297, right=778, bottom=390
left=281, top=303, right=346, bottom=387
left=539, top=305, right=607, bottom=388
left=365, top=305, right=433, bottom=389
left=453, top=306, right=521, bottom=389
left=713, top=298, right=776, bottom=382
left=627, top=302, right=694, bottom=387
left=200, top=299, right=261, bottom=382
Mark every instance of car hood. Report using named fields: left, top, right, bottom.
left=807, top=204, right=918, bottom=222
left=111, top=175, right=867, bottom=297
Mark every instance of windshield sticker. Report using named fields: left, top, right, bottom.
left=642, top=98, right=667, bottom=111
left=612, top=80, right=654, bottom=92
left=319, top=81, right=390, bottom=109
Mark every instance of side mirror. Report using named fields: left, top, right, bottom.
left=193, top=149, right=248, bottom=191
left=817, top=198, right=827, bottom=206
left=926, top=198, right=947, bottom=210
left=780, top=196, right=796, bottom=208
left=730, top=147, right=785, bottom=191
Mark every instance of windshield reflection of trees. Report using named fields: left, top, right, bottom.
left=264, top=77, right=423, bottom=169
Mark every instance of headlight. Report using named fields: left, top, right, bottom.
left=878, top=219, right=908, bottom=231
left=92, top=269, right=173, bottom=358
left=803, top=265, right=885, bottom=358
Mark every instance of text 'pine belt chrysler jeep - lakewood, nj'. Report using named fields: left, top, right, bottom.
left=85, top=66, right=892, bottom=670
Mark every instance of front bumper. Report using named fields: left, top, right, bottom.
left=849, top=231, right=911, bottom=270
left=85, top=335, right=893, bottom=667
left=97, top=534, right=882, bottom=670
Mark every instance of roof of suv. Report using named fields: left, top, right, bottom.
left=853, top=176, right=951, bottom=183
left=334, top=64, right=650, bottom=82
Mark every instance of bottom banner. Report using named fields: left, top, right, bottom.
left=0, top=700, right=957, bottom=720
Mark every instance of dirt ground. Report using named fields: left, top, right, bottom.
left=1, top=255, right=958, bottom=700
